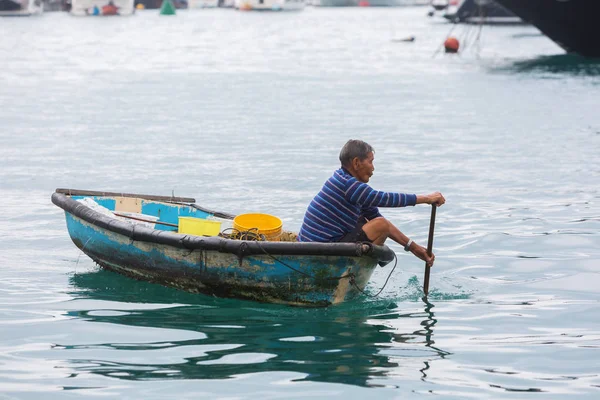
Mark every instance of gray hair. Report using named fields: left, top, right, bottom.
left=339, top=140, right=374, bottom=168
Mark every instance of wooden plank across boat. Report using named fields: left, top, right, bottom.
left=52, top=188, right=396, bottom=307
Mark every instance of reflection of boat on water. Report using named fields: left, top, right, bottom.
left=508, top=54, right=600, bottom=76
left=188, top=0, right=234, bottom=7
left=494, top=0, right=600, bottom=58
left=234, top=0, right=305, bottom=11
left=65, top=269, right=449, bottom=386
left=70, top=0, right=135, bottom=15
left=314, top=0, right=428, bottom=6
left=0, top=0, right=42, bottom=16
left=133, top=0, right=187, bottom=9
left=366, top=0, right=430, bottom=6
left=443, top=0, right=522, bottom=25
left=188, top=0, right=218, bottom=7
left=53, top=189, right=395, bottom=307
left=312, top=0, right=356, bottom=6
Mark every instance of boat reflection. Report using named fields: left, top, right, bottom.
left=506, top=54, right=600, bottom=76
left=65, top=270, right=450, bottom=387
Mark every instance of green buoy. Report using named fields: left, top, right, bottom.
left=160, top=0, right=176, bottom=15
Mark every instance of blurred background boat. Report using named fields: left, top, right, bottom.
left=366, top=0, right=430, bottom=6
left=234, top=0, right=304, bottom=11
left=443, top=0, right=521, bottom=25
left=189, top=0, right=234, bottom=7
left=188, top=0, right=218, bottom=7
left=494, top=0, right=599, bottom=58
left=188, top=0, right=233, bottom=7
left=312, top=0, right=356, bottom=6
left=70, top=0, right=134, bottom=14
left=314, top=0, right=428, bottom=6
left=133, top=0, right=187, bottom=9
left=430, top=0, right=450, bottom=11
left=0, top=0, right=43, bottom=15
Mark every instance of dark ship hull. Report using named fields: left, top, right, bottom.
left=494, top=0, right=599, bottom=58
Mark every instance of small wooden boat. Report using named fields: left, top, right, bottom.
left=52, top=189, right=395, bottom=307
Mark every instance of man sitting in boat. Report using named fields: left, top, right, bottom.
left=298, top=139, right=445, bottom=267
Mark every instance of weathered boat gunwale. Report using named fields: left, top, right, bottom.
left=55, top=188, right=235, bottom=219
left=51, top=190, right=395, bottom=264
left=55, top=188, right=196, bottom=203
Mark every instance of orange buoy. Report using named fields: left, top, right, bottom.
left=444, top=37, right=460, bottom=53
left=358, top=0, right=370, bottom=6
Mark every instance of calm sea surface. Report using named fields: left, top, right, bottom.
left=1, top=6, right=600, bottom=399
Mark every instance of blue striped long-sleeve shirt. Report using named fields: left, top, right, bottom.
left=298, top=168, right=417, bottom=242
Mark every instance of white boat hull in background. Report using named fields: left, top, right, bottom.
left=0, top=0, right=43, bottom=16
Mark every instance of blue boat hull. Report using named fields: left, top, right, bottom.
left=54, top=189, right=395, bottom=307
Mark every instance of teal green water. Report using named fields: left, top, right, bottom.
left=1, top=7, right=599, bottom=398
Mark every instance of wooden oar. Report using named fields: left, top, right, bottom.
left=113, top=212, right=178, bottom=228
left=423, top=204, right=437, bottom=296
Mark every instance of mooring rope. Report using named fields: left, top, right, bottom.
left=349, top=251, right=398, bottom=298
left=254, top=240, right=353, bottom=281
left=75, top=236, right=95, bottom=275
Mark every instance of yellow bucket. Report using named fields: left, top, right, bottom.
left=233, top=213, right=282, bottom=241
left=178, top=217, right=221, bottom=237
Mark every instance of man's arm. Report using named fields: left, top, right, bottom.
left=388, top=222, right=435, bottom=268
left=347, top=181, right=417, bottom=208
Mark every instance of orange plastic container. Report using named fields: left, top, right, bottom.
left=233, top=213, right=282, bottom=241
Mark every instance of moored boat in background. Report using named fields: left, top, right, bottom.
left=0, top=0, right=42, bottom=16
left=70, top=0, right=134, bottom=14
left=312, top=0, right=356, bottom=6
left=314, top=0, right=427, bottom=6
left=132, top=0, right=187, bottom=9
left=188, top=0, right=218, bottom=7
left=494, top=0, right=600, bottom=58
left=52, top=189, right=396, bottom=307
left=235, top=0, right=304, bottom=10
left=188, top=0, right=235, bottom=7
left=444, top=0, right=521, bottom=25
left=365, top=0, right=430, bottom=7
left=430, top=0, right=449, bottom=11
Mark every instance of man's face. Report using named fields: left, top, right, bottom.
left=354, top=152, right=375, bottom=183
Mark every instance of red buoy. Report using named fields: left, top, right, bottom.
left=358, top=0, right=370, bottom=6
left=444, top=37, right=460, bottom=53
